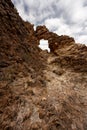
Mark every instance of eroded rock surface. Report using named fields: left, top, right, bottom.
left=35, top=25, right=87, bottom=72
left=0, top=0, right=87, bottom=130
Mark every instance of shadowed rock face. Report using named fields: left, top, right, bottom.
left=0, top=0, right=45, bottom=74
left=0, top=0, right=87, bottom=130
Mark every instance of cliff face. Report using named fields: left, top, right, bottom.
left=0, top=0, right=44, bottom=73
left=0, top=0, right=87, bottom=130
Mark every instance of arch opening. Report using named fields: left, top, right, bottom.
left=39, top=39, right=50, bottom=52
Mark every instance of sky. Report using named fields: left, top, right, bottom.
left=39, top=40, right=50, bottom=51
left=12, top=0, right=87, bottom=46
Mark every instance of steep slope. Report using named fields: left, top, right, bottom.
left=0, top=0, right=46, bottom=129
left=43, top=53, right=87, bottom=129
left=35, top=26, right=87, bottom=129
left=0, top=0, right=44, bottom=74
left=0, top=0, right=87, bottom=130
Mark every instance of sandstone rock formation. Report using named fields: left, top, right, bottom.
left=0, top=0, right=87, bottom=130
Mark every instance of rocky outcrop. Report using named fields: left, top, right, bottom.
left=35, top=25, right=87, bottom=72
left=0, top=0, right=87, bottom=130
left=0, top=0, right=45, bottom=75
left=35, top=25, right=75, bottom=51
left=0, top=1, right=46, bottom=129
left=35, top=25, right=58, bottom=40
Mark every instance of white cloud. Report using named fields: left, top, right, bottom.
left=44, top=18, right=71, bottom=35
left=76, top=35, right=87, bottom=44
left=12, top=0, right=87, bottom=45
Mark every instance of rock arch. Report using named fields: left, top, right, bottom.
left=35, top=25, right=75, bottom=53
